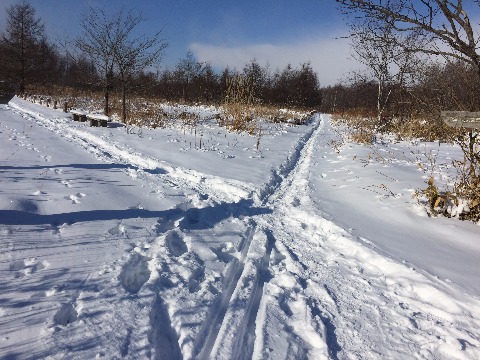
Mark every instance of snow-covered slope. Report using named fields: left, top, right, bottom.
left=1, top=98, right=479, bottom=359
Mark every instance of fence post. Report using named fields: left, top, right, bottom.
left=63, top=102, right=68, bottom=113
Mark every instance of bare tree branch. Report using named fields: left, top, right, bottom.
left=337, top=1, right=480, bottom=72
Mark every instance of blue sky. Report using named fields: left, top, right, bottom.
left=0, top=0, right=356, bottom=85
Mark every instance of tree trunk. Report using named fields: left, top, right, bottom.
left=104, top=88, right=109, bottom=116
left=468, top=130, right=477, bottom=179
left=122, top=81, right=126, bottom=123
left=476, top=62, right=480, bottom=111
left=377, top=80, right=383, bottom=124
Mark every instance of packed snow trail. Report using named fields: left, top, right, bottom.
left=254, top=118, right=480, bottom=359
left=1, top=99, right=480, bottom=359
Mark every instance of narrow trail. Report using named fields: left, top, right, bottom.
left=247, top=115, right=480, bottom=359
left=183, top=114, right=322, bottom=360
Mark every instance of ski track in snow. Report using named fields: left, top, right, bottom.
left=2, top=102, right=480, bottom=359
left=8, top=102, right=254, bottom=204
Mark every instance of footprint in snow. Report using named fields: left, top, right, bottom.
left=165, top=230, right=188, bottom=257
left=61, top=180, right=73, bottom=187
left=118, top=253, right=151, bottom=294
left=108, top=223, right=126, bottom=236
left=53, top=303, right=78, bottom=326
left=188, top=267, right=205, bottom=293
left=64, top=193, right=86, bottom=204
left=9, top=258, right=49, bottom=277
left=291, top=197, right=301, bottom=207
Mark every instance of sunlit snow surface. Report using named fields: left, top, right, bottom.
left=1, top=97, right=479, bottom=359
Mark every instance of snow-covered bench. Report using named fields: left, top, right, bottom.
left=70, top=109, right=88, bottom=122
left=86, top=113, right=111, bottom=127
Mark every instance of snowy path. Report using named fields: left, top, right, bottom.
left=248, top=117, right=480, bottom=359
left=1, top=99, right=479, bottom=359
left=190, top=114, right=480, bottom=359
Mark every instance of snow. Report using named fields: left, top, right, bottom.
left=1, top=97, right=479, bottom=359
left=70, top=109, right=88, bottom=115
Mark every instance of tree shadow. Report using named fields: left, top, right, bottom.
left=0, top=162, right=165, bottom=173
left=0, top=198, right=271, bottom=228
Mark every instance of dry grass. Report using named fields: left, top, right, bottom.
left=334, top=109, right=479, bottom=222
left=331, top=112, right=376, bottom=144
left=331, top=109, right=459, bottom=144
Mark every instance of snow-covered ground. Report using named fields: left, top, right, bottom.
left=1, top=97, right=479, bottom=359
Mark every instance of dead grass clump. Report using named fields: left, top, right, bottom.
left=414, top=130, right=480, bottom=222
left=414, top=177, right=459, bottom=218
left=390, top=117, right=458, bottom=143
left=219, top=74, right=259, bottom=133
left=332, top=112, right=377, bottom=145
left=332, top=108, right=459, bottom=145
left=128, top=106, right=170, bottom=129
left=452, top=132, right=480, bottom=222
left=220, top=103, right=257, bottom=134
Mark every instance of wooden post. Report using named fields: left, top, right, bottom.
left=63, top=102, right=68, bottom=113
left=53, top=100, right=57, bottom=109
left=441, top=111, right=480, bottom=188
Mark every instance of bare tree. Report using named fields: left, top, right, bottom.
left=109, top=10, right=167, bottom=122
left=349, top=14, right=422, bottom=123
left=77, top=7, right=166, bottom=119
left=1, top=0, right=45, bottom=92
left=77, top=7, right=117, bottom=115
left=338, top=0, right=480, bottom=218
left=337, top=1, right=480, bottom=97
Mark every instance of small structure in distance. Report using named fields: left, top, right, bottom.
left=441, top=111, right=480, bottom=129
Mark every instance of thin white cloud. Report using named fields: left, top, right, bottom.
left=190, top=35, right=361, bottom=86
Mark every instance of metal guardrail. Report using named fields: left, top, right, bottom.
left=441, top=111, right=480, bottom=129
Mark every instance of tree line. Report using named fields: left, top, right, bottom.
left=2, top=0, right=480, bottom=119
left=0, top=1, right=322, bottom=111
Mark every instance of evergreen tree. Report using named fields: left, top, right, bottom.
left=1, top=0, right=45, bottom=91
